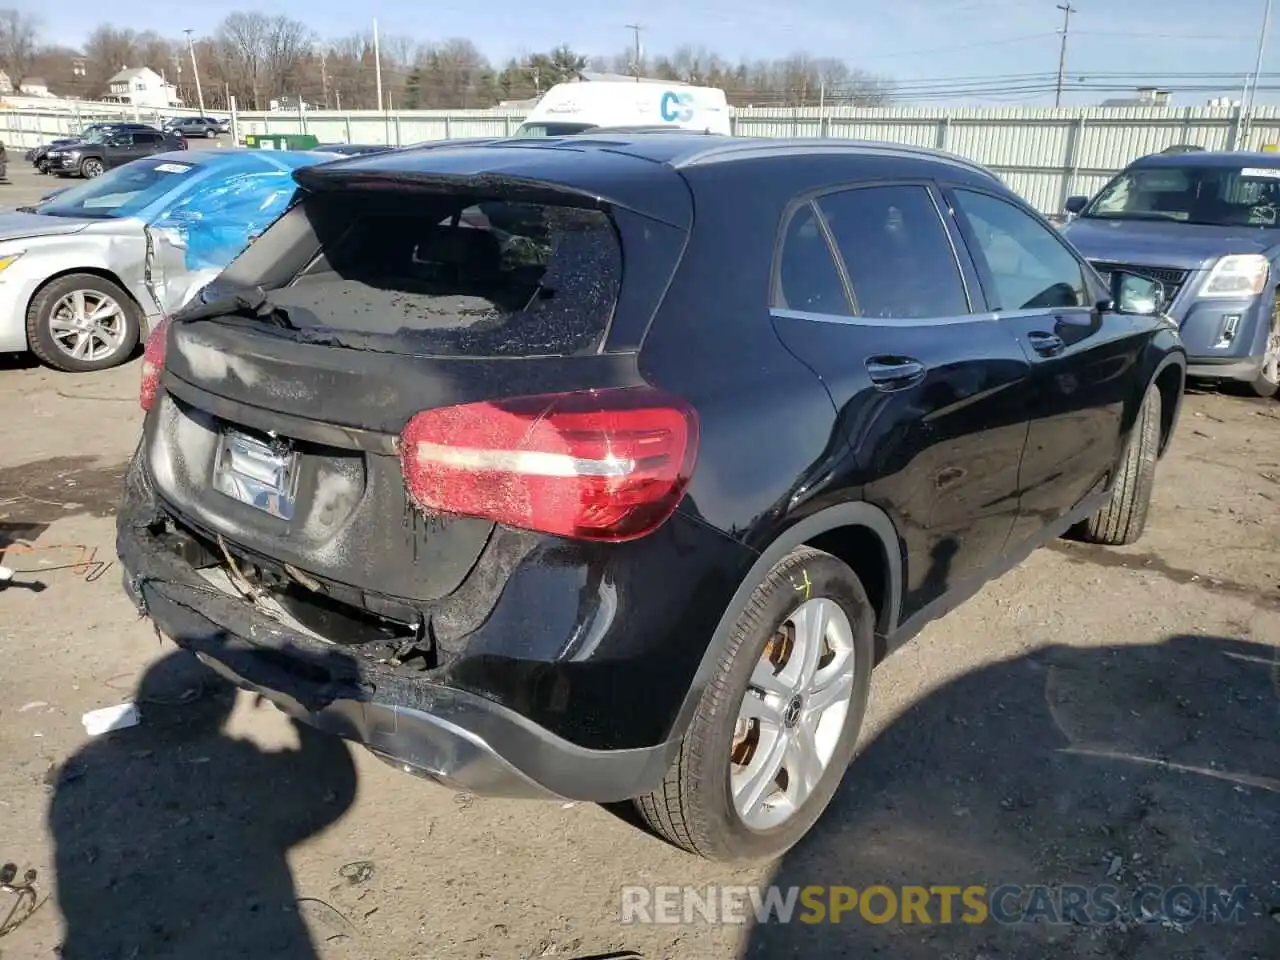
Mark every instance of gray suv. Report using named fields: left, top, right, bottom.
left=163, top=117, right=228, bottom=139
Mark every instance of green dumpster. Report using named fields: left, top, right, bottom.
left=243, top=133, right=320, bottom=151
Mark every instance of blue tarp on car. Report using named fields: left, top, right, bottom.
left=151, top=150, right=325, bottom=273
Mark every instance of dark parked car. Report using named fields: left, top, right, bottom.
left=163, top=116, right=230, bottom=139
left=45, top=127, right=185, bottom=178
left=28, top=122, right=155, bottom=173
left=117, top=134, right=1187, bottom=862
left=1063, top=150, right=1280, bottom=396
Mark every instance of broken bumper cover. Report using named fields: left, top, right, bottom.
left=116, top=479, right=677, bottom=804
left=1184, top=355, right=1267, bottom=382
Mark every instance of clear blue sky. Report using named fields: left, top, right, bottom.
left=38, top=0, right=1280, bottom=106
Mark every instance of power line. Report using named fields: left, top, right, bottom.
left=854, top=33, right=1059, bottom=61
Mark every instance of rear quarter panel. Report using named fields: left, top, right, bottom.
left=637, top=158, right=845, bottom=546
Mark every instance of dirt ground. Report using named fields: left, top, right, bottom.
left=1, top=161, right=1278, bottom=958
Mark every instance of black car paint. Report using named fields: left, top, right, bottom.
left=117, top=135, right=1186, bottom=799
left=46, top=128, right=183, bottom=176
left=30, top=123, right=154, bottom=168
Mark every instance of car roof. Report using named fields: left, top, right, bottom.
left=318, top=133, right=995, bottom=178
left=1131, top=150, right=1280, bottom=169
left=296, top=134, right=1000, bottom=232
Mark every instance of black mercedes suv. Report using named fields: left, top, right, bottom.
left=117, top=134, right=1187, bottom=862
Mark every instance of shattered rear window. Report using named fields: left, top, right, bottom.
left=267, top=193, right=622, bottom=358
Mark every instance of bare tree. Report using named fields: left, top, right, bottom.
left=65, top=15, right=895, bottom=111
left=264, top=15, right=315, bottom=105
left=214, top=12, right=312, bottom=109
left=0, top=8, right=40, bottom=84
left=81, top=26, right=176, bottom=93
left=29, top=44, right=80, bottom=95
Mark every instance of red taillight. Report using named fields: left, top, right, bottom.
left=399, top=387, right=699, bottom=542
left=139, top=317, right=172, bottom=412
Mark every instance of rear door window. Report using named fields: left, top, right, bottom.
left=268, top=192, right=623, bottom=357
left=774, top=203, right=851, bottom=316
left=952, top=189, right=1088, bottom=311
left=817, top=184, right=970, bottom=319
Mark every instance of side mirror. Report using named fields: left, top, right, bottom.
left=1064, top=196, right=1089, bottom=215
left=1110, top=270, right=1166, bottom=316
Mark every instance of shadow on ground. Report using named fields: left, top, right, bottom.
left=0, top=352, right=37, bottom=371
left=743, top=634, right=1280, bottom=959
left=0, top=455, right=129, bottom=525
left=48, top=649, right=358, bottom=959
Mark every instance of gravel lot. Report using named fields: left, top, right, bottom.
left=0, top=158, right=1277, bottom=959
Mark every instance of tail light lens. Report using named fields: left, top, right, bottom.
left=139, top=317, right=172, bottom=412
left=399, top=387, right=699, bottom=542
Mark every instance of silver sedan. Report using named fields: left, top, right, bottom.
left=0, top=147, right=340, bottom=372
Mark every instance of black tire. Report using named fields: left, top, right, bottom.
left=1076, top=383, right=1162, bottom=546
left=634, top=546, right=875, bottom=862
left=205, top=128, right=215, bottom=139
left=25, top=273, right=142, bottom=373
left=80, top=157, right=104, bottom=178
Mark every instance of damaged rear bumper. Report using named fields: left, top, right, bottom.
left=115, top=462, right=679, bottom=803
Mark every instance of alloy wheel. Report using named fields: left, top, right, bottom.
left=48, top=290, right=126, bottom=363
left=730, top=596, right=858, bottom=831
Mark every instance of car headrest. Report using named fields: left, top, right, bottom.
left=411, top=225, right=502, bottom=277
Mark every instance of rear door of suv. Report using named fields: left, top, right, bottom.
left=143, top=149, right=695, bottom=615
left=769, top=179, right=1033, bottom=621
left=942, top=184, right=1141, bottom=546
left=109, top=132, right=160, bottom=167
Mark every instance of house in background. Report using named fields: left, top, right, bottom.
left=19, top=77, right=54, bottom=98
left=103, top=66, right=179, bottom=108
left=268, top=95, right=318, bottom=112
left=0, top=71, right=12, bottom=94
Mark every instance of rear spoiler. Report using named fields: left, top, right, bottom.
left=292, top=157, right=692, bottom=230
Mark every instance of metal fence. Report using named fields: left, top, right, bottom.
left=9, top=102, right=1280, bottom=216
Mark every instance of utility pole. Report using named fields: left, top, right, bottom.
left=1055, top=4, right=1075, bottom=108
left=184, top=28, right=205, bottom=115
left=320, top=50, right=331, bottom=109
left=625, top=23, right=643, bottom=80
left=1243, top=0, right=1273, bottom=146
left=373, top=18, right=384, bottom=111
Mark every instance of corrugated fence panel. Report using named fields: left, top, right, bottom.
left=839, top=119, right=938, bottom=147
left=947, top=118, right=1073, bottom=170
left=11, top=104, right=1280, bottom=214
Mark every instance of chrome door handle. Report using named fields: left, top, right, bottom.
left=866, top=356, right=927, bottom=390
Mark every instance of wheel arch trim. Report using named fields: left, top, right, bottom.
left=1148, top=347, right=1187, bottom=457
left=667, top=500, right=903, bottom=742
